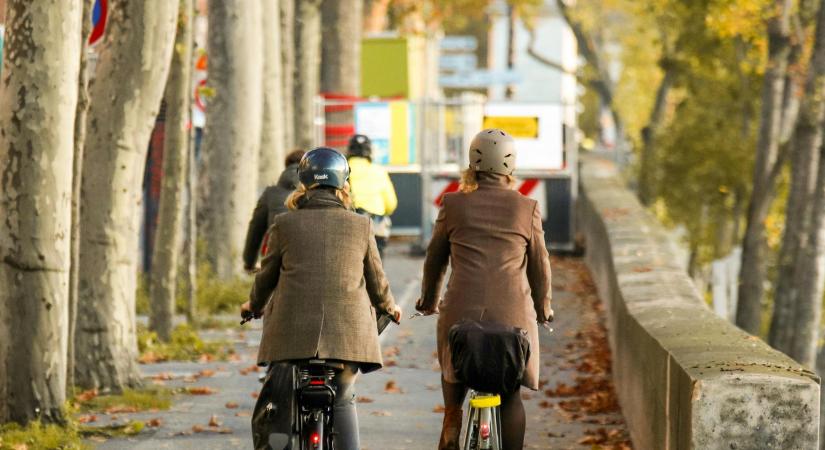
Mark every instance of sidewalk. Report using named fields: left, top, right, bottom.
left=90, top=246, right=630, bottom=449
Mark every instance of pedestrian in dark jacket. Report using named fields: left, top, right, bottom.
left=243, top=149, right=305, bottom=272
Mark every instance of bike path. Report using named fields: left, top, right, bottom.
left=92, top=246, right=630, bottom=449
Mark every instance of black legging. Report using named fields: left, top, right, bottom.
left=442, top=378, right=525, bottom=449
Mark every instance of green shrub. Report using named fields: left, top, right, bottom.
left=137, top=239, right=252, bottom=318
left=0, top=421, right=87, bottom=450
left=75, top=388, right=172, bottom=414
left=137, top=323, right=235, bottom=362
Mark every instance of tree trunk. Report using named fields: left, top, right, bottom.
left=789, top=142, right=825, bottom=367
left=281, top=0, right=296, bottom=149
left=321, top=0, right=362, bottom=150
left=505, top=4, right=517, bottom=99
left=76, top=0, right=179, bottom=392
left=185, top=131, right=198, bottom=323
left=260, top=0, right=286, bottom=188
left=150, top=0, right=194, bottom=342
left=818, top=344, right=825, bottom=449
left=638, top=65, right=675, bottom=205
left=736, top=0, right=794, bottom=335
left=364, top=0, right=390, bottom=33
left=0, top=0, right=82, bottom=424
left=321, top=0, right=362, bottom=96
left=294, top=0, right=323, bottom=149
left=204, top=0, right=263, bottom=280
left=68, top=0, right=95, bottom=393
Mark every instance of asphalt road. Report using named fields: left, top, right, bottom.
left=91, top=244, right=629, bottom=449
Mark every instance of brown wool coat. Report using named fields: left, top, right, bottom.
left=419, top=173, right=553, bottom=390
left=249, top=189, right=397, bottom=373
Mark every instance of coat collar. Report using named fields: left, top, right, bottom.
left=476, top=172, right=512, bottom=190
left=300, top=188, right=346, bottom=210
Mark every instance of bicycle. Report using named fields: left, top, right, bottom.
left=410, top=313, right=552, bottom=450
left=243, top=310, right=398, bottom=450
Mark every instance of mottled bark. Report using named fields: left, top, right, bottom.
left=150, top=0, right=194, bottom=342
left=0, top=0, right=82, bottom=424
left=736, top=0, right=794, bottom=335
left=294, top=0, right=323, bottom=149
left=76, top=0, right=179, bottom=392
left=68, top=0, right=95, bottom=392
left=204, top=0, right=263, bottom=279
left=260, top=0, right=286, bottom=188
left=281, top=0, right=295, bottom=149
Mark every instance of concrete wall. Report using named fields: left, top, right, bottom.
left=577, top=155, right=820, bottom=450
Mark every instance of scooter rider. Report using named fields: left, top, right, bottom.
left=241, top=147, right=402, bottom=450
left=346, top=134, right=398, bottom=258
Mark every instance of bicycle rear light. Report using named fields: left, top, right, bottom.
left=311, top=432, right=320, bottom=446
left=480, top=422, right=490, bottom=440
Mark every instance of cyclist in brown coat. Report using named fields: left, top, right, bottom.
left=242, top=148, right=402, bottom=449
left=417, top=129, right=553, bottom=450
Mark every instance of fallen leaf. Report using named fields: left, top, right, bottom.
left=384, top=346, right=401, bottom=357
left=192, top=424, right=205, bottom=433
left=197, top=369, right=216, bottom=378
left=77, top=414, right=97, bottom=424
left=139, top=351, right=164, bottom=364
left=240, top=365, right=260, bottom=376
left=104, top=405, right=139, bottom=414
left=370, top=410, right=392, bottom=416
left=235, top=411, right=252, bottom=417
left=251, top=391, right=259, bottom=399
left=151, top=372, right=175, bottom=381
left=186, top=386, right=217, bottom=395
left=208, top=414, right=222, bottom=427
left=432, top=404, right=446, bottom=413
left=147, top=418, right=162, bottom=427
left=384, top=380, right=403, bottom=394
left=356, top=396, right=374, bottom=403
left=225, top=402, right=239, bottom=409
left=217, top=427, right=233, bottom=434
left=384, top=359, right=397, bottom=367
left=74, top=389, right=98, bottom=402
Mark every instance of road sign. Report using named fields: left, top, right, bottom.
left=482, top=116, right=539, bottom=138
left=439, top=54, right=478, bottom=72
left=440, top=36, right=477, bottom=52
left=89, top=0, right=108, bottom=46
left=439, top=70, right=522, bottom=88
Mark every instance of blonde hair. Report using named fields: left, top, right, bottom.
left=285, top=183, right=353, bottom=210
left=458, top=168, right=516, bottom=193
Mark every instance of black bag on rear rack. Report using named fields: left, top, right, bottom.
left=448, top=319, right=531, bottom=394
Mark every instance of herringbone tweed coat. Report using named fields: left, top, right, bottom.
left=249, top=188, right=397, bottom=372
left=419, top=172, right=553, bottom=390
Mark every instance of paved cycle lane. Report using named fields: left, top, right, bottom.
left=91, top=245, right=630, bottom=449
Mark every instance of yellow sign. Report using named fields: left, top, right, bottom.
left=482, top=116, right=539, bottom=139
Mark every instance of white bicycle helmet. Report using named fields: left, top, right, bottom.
left=468, top=128, right=517, bottom=176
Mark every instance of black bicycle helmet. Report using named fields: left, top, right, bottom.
left=297, top=147, right=350, bottom=189
left=347, top=134, right=372, bottom=159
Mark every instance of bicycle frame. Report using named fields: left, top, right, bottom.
left=462, top=391, right=503, bottom=450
